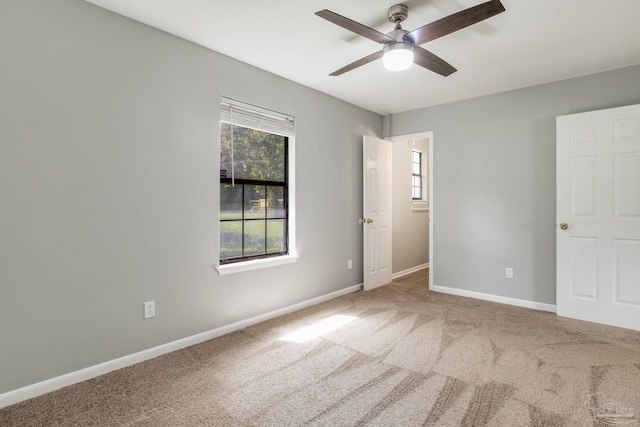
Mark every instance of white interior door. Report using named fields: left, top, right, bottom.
left=557, top=104, right=640, bottom=331
left=363, top=135, right=392, bottom=291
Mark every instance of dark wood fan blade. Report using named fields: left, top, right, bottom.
left=405, top=0, right=505, bottom=46
left=316, top=10, right=395, bottom=45
left=413, top=47, right=457, bottom=76
left=329, top=51, right=384, bottom=76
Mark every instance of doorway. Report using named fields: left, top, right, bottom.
left=388, top=131, right=434, bottom=288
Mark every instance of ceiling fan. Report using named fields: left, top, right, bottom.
left=315, top=0, right=505, bottom=76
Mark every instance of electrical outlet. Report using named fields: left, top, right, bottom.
left=348, top=259, right=353, bottom=270
left=506, top=268, right=513, bottom=279
left=144, top=301, right=155, bottom=319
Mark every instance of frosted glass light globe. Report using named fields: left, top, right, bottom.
left=382, top=42, right=414, bottom=71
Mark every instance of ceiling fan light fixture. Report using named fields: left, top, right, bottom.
left=382, top=42, right=414, bottom=71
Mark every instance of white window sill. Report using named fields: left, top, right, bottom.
left=215, top=254, right=299, bottom=275
left=411, top=200, right=429, bottom=212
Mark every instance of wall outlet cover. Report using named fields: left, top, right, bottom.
left=506, top=268, right=514, bottom=279
left=144, top=301, right=155, bottom=319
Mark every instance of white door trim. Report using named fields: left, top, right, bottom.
left=388, top=131, right=434, bottom=289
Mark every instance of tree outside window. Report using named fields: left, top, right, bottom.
left=220, top=123, right=288, bottom=263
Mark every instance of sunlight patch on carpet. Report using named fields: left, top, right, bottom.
left=279, top=315, right=358, bottom=343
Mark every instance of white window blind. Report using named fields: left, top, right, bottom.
left=220, top=98, right=294, bottom=137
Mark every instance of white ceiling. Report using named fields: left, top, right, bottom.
left=84, top=0, right=640, bottom=115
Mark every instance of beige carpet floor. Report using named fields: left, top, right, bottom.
left=3, top=269, right=640, bottom=426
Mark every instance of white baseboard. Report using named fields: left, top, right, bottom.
left=430, top=285, right=556, bottom=313
left=392, top=263, right=429, bottom=280
left=0, top=283, right=363, bottom=410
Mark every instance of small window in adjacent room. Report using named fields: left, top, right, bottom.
left=218, top=98, right=296, bottom=272
left=412, top=149, right=423, bottom=200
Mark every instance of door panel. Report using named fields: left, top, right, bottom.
left=557, top=104, right=640, bottom=331
left=615, top=117, right=640, bottom=141
left=614, top=153, right=640, bottom=217
left=614, top=239, right=640, bottom=305
left=570, top=156, right=599, bottom=218
left=570, top=237, right=598, bottom=300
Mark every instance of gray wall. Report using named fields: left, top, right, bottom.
left=392, top=138, right=429, bottom=273
left=0, top=0, right=381, bottom=394
left=386, top=65, right=640, bottom=305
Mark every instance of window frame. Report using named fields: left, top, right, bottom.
left=411, top=149, right=423, bottom=201
left=219, top=141, right=289, bottom=264
left=216, top=98, right=297, bottom=275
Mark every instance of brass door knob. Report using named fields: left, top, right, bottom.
left=560, top=223, right=568, bottom=230
left=366, top=218, right=373, bottom=224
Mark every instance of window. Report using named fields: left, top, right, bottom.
left=412, top=149, right=423, bottom=200
left=218, top=99, right=295, bottom=268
